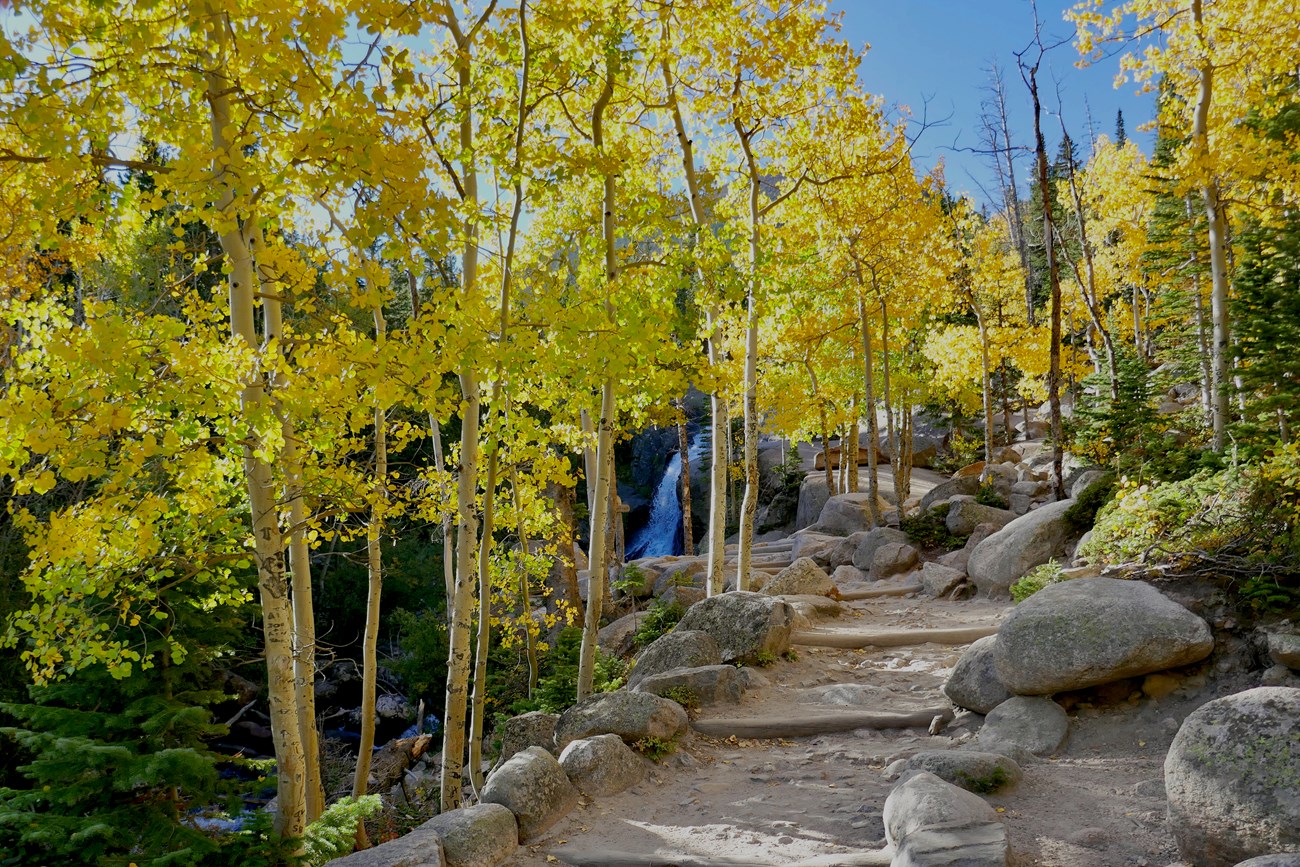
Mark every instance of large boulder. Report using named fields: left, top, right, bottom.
left=886, top=750, right=1022, bottom=794
left=554, top=691, right=688, bottom=750
left=870, top=541, right=920, bottom=580
left=1165, top=687, right=1300, bottom=867
left=994, top=578, right=1214, bottom=695
left=966, top=498, right=1076, bottom=597
left=790, top=530, right=840, bottom=567
left=423, top=804, right=518, bottom=867
left=626, top=630, right=721, bottom=688
left=597, top=612, right=643, bottom=657
left=489, top=711, right=557, bottom=773
left=943, top=636, right=1011, bottom=715
left=674, top=591, right=795, bottom=664
left=851, top=527, right=911, bottom=573
left=946, top=499, right=1016, bottom=536
left=480, top=747, right=579, bottom=843
left=558, top=734, right=647, bottom=797
left=809, top=492, right=891, bottom=536
left=760, top=557, right=834, bottom=597
left=633, top=664, right=745, bottom=706
left=825, top=532, right=867, bottom=569
left=795, top=475, right=831, bottom=531
left=972, top=696, right=1068, bottom=757
left=919, top=475, right=982, bottom=513
left=883, top=771, right=1008, bottom=865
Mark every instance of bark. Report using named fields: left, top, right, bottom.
left=734, top=122, right=761, bottom=593
left=846, top=396, right=859, bottom=494
left=439, top=1, right=496, bottom=811
left=880, top=301, right=903, bottom=502
left=1027, top=60, right=1066, bottom=499
left=205, top=25, right=306, bottom=840
left=1191, top=0, right=1231, bottom=451
left=545, top=478, right=581, bottom=627
left=512, top=472, right=539, bottom=695
left=255, top=224, right=324, bottom=823
left=578, top=50, right=618, bottom=698
left=468, top=420, right=498, bottom=795
left=677, top=410, right=694, bottom=556
left=855, top=286, right=881, bottom=527
left=660, top=40, right=724, bottom=594
left=807, top=358, right=835, bottom=496
left=351, top=311, right=387, bottom=843
left=976, top=309, right=995, bottom=481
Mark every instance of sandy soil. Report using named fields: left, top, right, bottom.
left=503, top=581, right=1244, bottom=867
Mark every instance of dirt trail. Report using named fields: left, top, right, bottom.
left=509, top=577, right=1196, bottom=867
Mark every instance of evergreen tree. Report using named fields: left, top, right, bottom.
left=1115, top=109, right=1127, bottom=147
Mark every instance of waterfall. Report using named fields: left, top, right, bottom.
left=626, top=430, right=707, bottom=560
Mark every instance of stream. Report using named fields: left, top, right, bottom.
left=626, top=430, right=707, bottom=560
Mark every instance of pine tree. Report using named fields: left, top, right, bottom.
left=1115, top=109, right=1127, bottom=147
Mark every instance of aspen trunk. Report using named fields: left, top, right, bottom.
left=880, top=300, right=899, bottom=497
left=545, top=478, right=581, bottom=627
left=580, top=409, right=597, bottom=519
left=205, top=31, right=306, bottom=839
left=468, top=426, right=499, bottom=795
left=351, top=308, right=387, bottom=838
left=735, top=130, right=762, bottom=593
left=847, top=397, right=860, bottom=494
left=513, top=473, right=539, bottom=694
left=976, top=310, right=995, bottom=481
left=856, top=289, right=882, bottom=527
left=440, top=8, right=486, bottom=810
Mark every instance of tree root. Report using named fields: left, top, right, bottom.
left=691, top=706, right=952, bottom=738
left=791, top=624, right=998, bottom=648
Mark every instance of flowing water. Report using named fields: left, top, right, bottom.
left=626, top=429, right=707, bottom=560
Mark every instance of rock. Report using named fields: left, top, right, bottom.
left=1267, top=633, right=1300, bottom=670
left=966, top=498, right=1076, bottom=597
left=994, top=578, right=1214, bottom=695
left=886, top=750, right=1022, bottom=793
left=878, top=418, right=949, bottom=469
left=755, top=483, right=799, bottom=533
left=481, top=747, right=579, bottom=843
left=376, top=694, right=415, bottom=721
left=851, top=527, right=912, bottom=572
left=783, top=594, right=844, bottom=627
left=368, top=735, right=435, bottom=793
left=598, top=612, right=643, bottom=657
left=973, top=696, right=1068, bottom=756
left=490, top=712, right=558, bottom=775
left=674, top=591, right=794, bottom=663
left=553, top=691, right=688, bottom=750
left=883, top=771, right=1008, bottom=865
left=1068, top=468, right=1109, bottom=500
left=993, top=447, right=1022, bottom=464
left=920, top=475, right=982, bottom=513
left=633, top=664, right=745, bottom=706
left=1165, top=687, right=1300, bottom=867
left=870, top=541, right=919, bottom=580
left=808, top=683, right=893, bottom=706
left=825, top=531, right=868, bottom=568
left=1233, top=858, right=1300, bottom=867
left=658, top=585, right=705, bottom=610
left=795, top=475, right=832, bottom=532
left=943, top=636, right=1011, bottom=715
left=325, top=825, right=446, bottom=866
left=1261, top=665, right=1300, bottom=687
left=760, top=557, right=834, bottom=597
left=809, top=492, right=891, bottom=536
left=921, top=562, right=967, bottom=598
left=831, top=564, right=870, bottom=586
left=954, top=461, right=986, bottom=479
left=627, top=630, right=721, bottom=688
left=650, top=560, right=705, bottom=596
left=423, top=804, right=518, bottom=867
left=558, top=734, right=647, bottom=797
left=938, top=548, right=971, bottom=573
left=946, top=500, right=1016, bottom=536
left=790, top=530, right=840, bottom=566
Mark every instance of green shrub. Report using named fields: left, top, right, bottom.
left=1063, top=473, right=1117, bottom=532
left=1010, top=559, right=1066, bottom=602
left=901, top=503, right=968, bottom=550
left=302, top=795, right=383, bottom=865
left=511, top=627, right=626, bottom=715
left=753, top=650, right=777, bottom=667
left=632, top=600, right=684, bottom=650
left=659, top=686, right=699, bottom=713
left=633, top=735, right=677, bottom=761
left=975, top=484, right=1009, bottom=510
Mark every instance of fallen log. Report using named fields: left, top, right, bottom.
left=837, top=583, right=923, bottom=600
left=792, top=624, right=998, bottom=649
left=691, top=706, right=952, bottom=738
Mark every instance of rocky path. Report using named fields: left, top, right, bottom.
left=507, top=572, right=1199, bottom=867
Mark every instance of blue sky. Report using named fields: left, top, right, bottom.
left=831, top=0, right=1156, bottom=206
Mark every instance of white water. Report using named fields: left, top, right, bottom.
left=626, top=430, right=708, bottom=560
